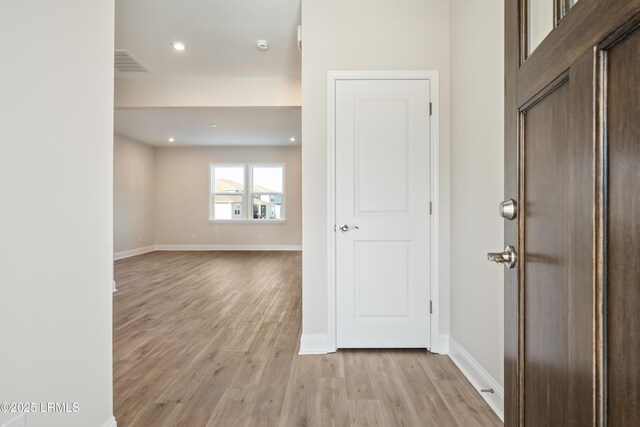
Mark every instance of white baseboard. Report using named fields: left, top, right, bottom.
left=299, top=333, right=329, bottom=355
left=114, top=244, right=302, bottom=260
left=155, top=244, right=302, bottom=251
left=113, top=245, right=155, bottom=261
left=448, top=337, right=504, bottom=421
left=101, top=416, right=117, bottom=427
left=432, top=333, right=449, bottom=354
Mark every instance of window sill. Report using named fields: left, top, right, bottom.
left=208, top=219, right=287, bottom=224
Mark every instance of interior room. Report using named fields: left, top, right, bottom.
left=115, top=0, right=504, bottom=422
left=113, top=107, right=302, bottom=256
left=2, top=0, right=639, bottom=426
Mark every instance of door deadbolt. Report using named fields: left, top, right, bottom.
left=487, top=246, right=517, bottom=269
left=499, top=199, right=517, bottom=220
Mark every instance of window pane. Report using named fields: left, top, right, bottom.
left=214, top=166, right=244, bottom=193
left=214, top=194, right=243, bottom=220
left=252, top=194, right=283, bottom=220
left=252, top=166, right=283, bottom=193
left=528, top=0, right=553, bottom=55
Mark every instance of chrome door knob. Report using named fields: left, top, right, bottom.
left=340, top=224, right=360, bottom=232
left=487, top=246, right=517, bottom=268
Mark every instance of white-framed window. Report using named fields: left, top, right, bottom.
left=210, top=163, right=285, bottom=222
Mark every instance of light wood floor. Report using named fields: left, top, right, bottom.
left=114, top=251, right=501, bottom=427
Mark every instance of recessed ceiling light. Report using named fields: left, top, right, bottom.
left=290, top=137, right=296, bottom=142
left=209, top=123, right=217, bottom=127
left=168, top=137, right=175, bottom=142
left=256, top=40, right=269, bottom=50
left=171, top=41, right=187, bottom=51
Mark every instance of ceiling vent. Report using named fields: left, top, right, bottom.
left=114, top=49, right=148, bottom=72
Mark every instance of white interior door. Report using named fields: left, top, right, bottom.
left=336, top=79, right=431, bottom=348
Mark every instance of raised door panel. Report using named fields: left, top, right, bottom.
left=355, top=241, right=410, bottom=318
left=355, top=98, right=409, bottom=214
left=606, top=25, right=640, bottom=427
left=521, top=70, right=594, bottom=425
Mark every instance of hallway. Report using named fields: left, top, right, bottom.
left=113, top=251, right=501, bottom=426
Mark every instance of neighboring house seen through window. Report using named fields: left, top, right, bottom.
left=210, top=163, right=285, bottom=221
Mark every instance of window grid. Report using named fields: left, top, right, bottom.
left=210, top=163, right=285, bottom=222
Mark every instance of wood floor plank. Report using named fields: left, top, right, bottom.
left=114, top=251, right=501, bottom=427
left=344, top=351, right=376, bottom=400
left=348, top=399, right=386, bottom=427
left=205, top=387, right=254, bottom=427
left=394, top=350, right=459, bottom=426
left=124, top=402, right=184, bottom=427
left=420, top=356, right=499, bottom=427
left=278, top=355, right=322, bottom=427
left=318, top=377, right=350, bottom=427
left=318, top=353, right=345, bottom=380
left=250, top=315, right=300, bottom=417
left=231, top=321, right=282, bottom=390
left=366, top=350, right=422, bottom=426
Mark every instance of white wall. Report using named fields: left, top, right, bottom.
left=115, top=77, right=301, bottom=108
left=114, top=133, right=156, bottom=255
left=0, top=1, right=114, bottom=426
left=155, top=146, right=301, bottom=247
left=449, top=0, right=505, bottom=417
left=301, top=0, right=451, bottom=344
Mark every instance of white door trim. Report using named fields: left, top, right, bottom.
left=326, top=70, right=442, bottom=353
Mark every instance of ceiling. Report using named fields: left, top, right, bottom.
left=115, top=0, right=301, bottom=78
left=114, top=107, right=301, bottom=146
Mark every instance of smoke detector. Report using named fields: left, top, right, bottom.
left=256, top=40, right=269, bottom=50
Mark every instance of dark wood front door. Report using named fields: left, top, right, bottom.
left=504, top=0, right=640, bottom=425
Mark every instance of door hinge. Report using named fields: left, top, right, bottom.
left=429, top=102, right=433, bottom=116
left=430, top=300, right=433, bottom=314
left=429, top=201, right=433, bottom=215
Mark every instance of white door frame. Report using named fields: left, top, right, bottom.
left=326, top=70, right=442, bottom=353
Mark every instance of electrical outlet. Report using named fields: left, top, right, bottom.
left=191, top=233, right=198, bottom=239
left=137, top=235, right=142, bottom=242
left=258, top=233, right=262, bottom=240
